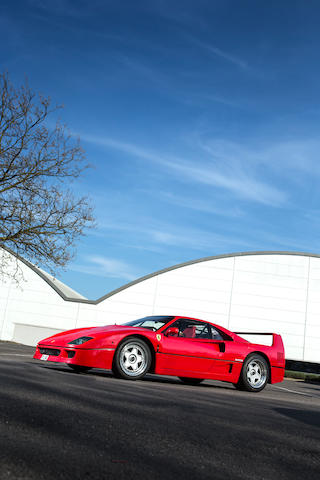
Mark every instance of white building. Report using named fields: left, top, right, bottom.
left=0, top=247, right=319, bottom=364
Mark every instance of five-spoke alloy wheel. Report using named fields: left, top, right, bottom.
left=113, top=337, right=151, bottom=380
left=235, top=354, right=269, bottom=392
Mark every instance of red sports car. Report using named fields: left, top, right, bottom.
left=33, top=315, right=285, bottom=392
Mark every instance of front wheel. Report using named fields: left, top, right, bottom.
left=235, top=354, right=269, bottom=392
left=113, top=337, right=151, bottom=380
left=179, top=377, right=204, bottom=385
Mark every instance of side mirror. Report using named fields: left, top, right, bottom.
left=165, top=327, right=179, bottom=337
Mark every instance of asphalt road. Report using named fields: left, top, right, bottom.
left=0, top=341, right=319, bottom=480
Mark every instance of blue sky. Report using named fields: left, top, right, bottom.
left=1, top=0, right=320, bottom=299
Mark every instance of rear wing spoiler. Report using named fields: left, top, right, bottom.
left=234, top=332, right=282, bottom=348
left=234, top=332, right=275, bottom=336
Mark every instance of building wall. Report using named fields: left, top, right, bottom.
left=0, top=249, right=319, bottom=364
left=0, top=256, right=79, bottom=343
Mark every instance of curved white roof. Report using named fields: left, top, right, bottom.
left=6, top=247, right=320, bottom=304
left=37, top=267, right=87, bottom=300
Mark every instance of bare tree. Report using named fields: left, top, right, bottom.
left=0, top=72, right=94, bottom=277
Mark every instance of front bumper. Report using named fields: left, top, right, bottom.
left=33, top=344, right=115, bottom=370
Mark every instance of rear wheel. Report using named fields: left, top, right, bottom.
left=113, top=337, right=151, bottom=380
left=235, top=354, right=269, bottom=392
left=179, top=377, right=204, bottom=385
left=68, top=365, right=92, bottom=373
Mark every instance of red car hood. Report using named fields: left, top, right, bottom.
left=38, top=324, right=154, bottom=347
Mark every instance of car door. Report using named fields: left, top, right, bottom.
left=157, top=318, right=227, bottom=376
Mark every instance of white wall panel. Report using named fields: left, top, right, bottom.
left=228, top=316, right=304, bottom=335
left=13, top=324, right=63, bottom=346
left=286, top=346, right=305, bottom=360
left=77, top=304, right=99, bottom=326
left=154, top=296, right=229, bottom=317
left=233, top=270, right=308, bottom=290
left=231, top=292, right=306, bottom=312
left=156, top=283, right=230, bottom=302
left=229, top=304, right=304, bottom=324
left=233, top=282, right=307, bottom=301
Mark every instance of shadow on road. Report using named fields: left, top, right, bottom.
left=275, top=408, right=320, bottom=428
left=37, top=363, right=235, bottom=391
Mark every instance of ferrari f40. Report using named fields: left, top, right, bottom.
left=33, top=315, right=285, bottom=392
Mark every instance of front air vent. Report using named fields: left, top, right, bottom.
left=66, top=350, right=75, bottom=358
left=39, top=348, right=61, bottom=356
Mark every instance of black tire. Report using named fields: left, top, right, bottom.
left=179, top=377, right=204, bottom=385
left=68, top=365, right=92, bottom=373
left=112, top=337, right=151, bottom=380
left=235, top=354, right=269, bottom=392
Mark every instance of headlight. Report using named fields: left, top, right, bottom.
left=68, top=336, right=93, bottom=345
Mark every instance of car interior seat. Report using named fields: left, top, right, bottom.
left=183, top=326, right=197, bottom=338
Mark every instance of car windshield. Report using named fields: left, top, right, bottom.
left=122, top=316, right=175, bottom=331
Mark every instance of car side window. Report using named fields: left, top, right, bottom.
left=210, top=326, right=224, bottom=340
left=165, top=319, right=223, bottom=340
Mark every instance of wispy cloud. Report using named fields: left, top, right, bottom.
left=199, top=137, right=320, bottom=184
left=196, top=93, right=242, bottom=108
left=115, top=55, right=247, bottom=110
left=164, top=159, right=286, bottom=207
left=259, top=139, right=320, bottom=176
left=70, top=255, right=138, bottom=281
left=80, top=133, right=160, bottom=162
left=80, top=133, right=286, bottom=206
left=96, top=219, right=256, bottom=251
left=252, top=231, right=317, bottom=252
left=188, top=35, right=248, bottom=70
left=147, top=190, right=244, bottom=217
left=117, top=56, right=169, bottom=89
left=28, top=0, right=92, bottom=18
left=147, top=228, right=237, bottom=250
